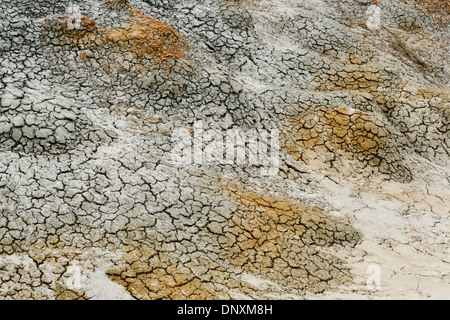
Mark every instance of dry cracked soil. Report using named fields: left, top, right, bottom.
left=0, top=0, right=449, bottom=300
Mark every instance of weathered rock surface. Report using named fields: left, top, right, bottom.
left=0, top=0, right=448, bottom=299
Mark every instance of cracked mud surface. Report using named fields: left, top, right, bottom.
left=0, top=0, right=449, bottom=299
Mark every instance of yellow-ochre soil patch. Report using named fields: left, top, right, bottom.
left=105, top=246, right=228, bottom=300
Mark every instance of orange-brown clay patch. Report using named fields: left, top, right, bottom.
left=103, top=0, right=129, bottom=10
left=222, top=183, right=361, bottom=293
left=106, top=246, right=228, bottom=300
left=41, top=9, right=189, bottom=66
left=225, top=183, right=361, bottom=249
left=105, top=9, right=188, bottom=63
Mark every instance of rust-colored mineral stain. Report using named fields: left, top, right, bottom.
left=225, top=182, right=361, bottom=248
left=106, top=9, right=189, bottom=63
